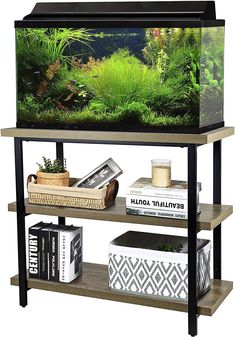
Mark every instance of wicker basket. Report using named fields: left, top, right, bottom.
left=27, top=175, right=119, bottom=210
left=36, top=170, right=70, bottom=186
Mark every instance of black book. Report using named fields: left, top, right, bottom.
left=28, top=222, right=48, bottom=278
left=49, top=226, right=60, bottom=282
left=39, top=223, right=55, bottom=280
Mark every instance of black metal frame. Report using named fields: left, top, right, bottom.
left=213, top=140, right=222, bottom=279
left=13, top=137, right=222, bottom=336
left=188, top=144, right=198, bottom=336
left=14, top=138, right=27, bottom=307
left=56, top=142, right=66, bottom=226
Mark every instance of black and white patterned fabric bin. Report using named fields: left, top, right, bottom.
left=108, top=231, right=211, bottom=301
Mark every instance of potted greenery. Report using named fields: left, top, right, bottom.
left=36, top=157, right=69, bottom=186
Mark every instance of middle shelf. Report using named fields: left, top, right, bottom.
left=8, top=197, right=233, bottom=230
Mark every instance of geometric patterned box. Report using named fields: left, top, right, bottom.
left=108, top=231, right=211, bottom=301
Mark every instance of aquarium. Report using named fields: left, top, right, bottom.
left=15, top=2, right=225, bottom=133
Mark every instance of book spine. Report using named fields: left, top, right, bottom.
left=40, top=229, right=49, bottom=280
left=126, top=194, right=188, bottom=213
left=49, top=230, right=59, bottom=281
left=126, top=188, right=187, bottom=198
left=28, top=227, right=40, bottom=278
left=126, top=207, right=188, bottom=219
left=126, top=183, right=201, bottom=198
left=59, top=227, right=83, bottom=283
left=59, top=230, right=69, bottom=283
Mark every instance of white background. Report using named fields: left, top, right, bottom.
left=0, top=0, right=234, bottom=336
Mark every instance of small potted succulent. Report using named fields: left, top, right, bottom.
left=36, top=156, right=69, bottom=186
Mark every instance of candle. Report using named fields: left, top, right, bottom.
left=151, top=159, right=171, bottom=187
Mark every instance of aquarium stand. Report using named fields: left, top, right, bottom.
left=1, top=126, right=234, bottom=337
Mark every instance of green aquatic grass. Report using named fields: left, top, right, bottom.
left=82, top=50, right=160, bottom=110
left=18, top=104, right=193, bottom=127
left=16, top=28, right=92, bottom=66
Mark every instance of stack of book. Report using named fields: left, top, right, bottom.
left=126, top=178, right=202, bottom=219
left=28, top=222, right=82, bottom=283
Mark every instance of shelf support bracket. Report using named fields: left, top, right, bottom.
left=56, top=142, right=66, bottom=226
left=14, top=138, right=28, bottom=307
left=188, top=144, right=198, bottom=336
left=213, top=140, right=222, bottom=279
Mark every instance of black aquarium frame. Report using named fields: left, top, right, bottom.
left=15, top=1, right=225, bottom=133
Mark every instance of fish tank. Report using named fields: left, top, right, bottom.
left=15, top=1, right=225, bottom=133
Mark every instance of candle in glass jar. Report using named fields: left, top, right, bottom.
left=151, top=159, right=171, bottom=187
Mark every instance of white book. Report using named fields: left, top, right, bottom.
left=126, top=194, right=188, bottom=212
left=126, top=178, right=202, bottom=198
left=59, top=226, right=82, bottom=283
left=126, top=206, right=197, bottom=219
left=126, top=194, right=200, bottom=220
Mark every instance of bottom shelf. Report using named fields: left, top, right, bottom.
left=10, top=262, right=233, bottom=316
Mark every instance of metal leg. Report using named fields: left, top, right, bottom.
left=56, top=142, right=66, bottom=226
left=14, top=138, right=28, bottom=307
left=188, top=144, right=198, bottom=336
left=213, top=140, right=222, bottom=279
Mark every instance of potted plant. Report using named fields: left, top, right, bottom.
left=36, top=156, right=69, bottom=186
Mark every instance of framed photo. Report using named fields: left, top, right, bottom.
left=72, top=158, right=123, bottom=189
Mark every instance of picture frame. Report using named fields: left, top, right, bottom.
left=72, top=158, right=123, bottom=189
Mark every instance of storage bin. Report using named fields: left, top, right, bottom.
left=108, top=231, right=210, bottom=301
left=27, top=175, right=119, bottom=210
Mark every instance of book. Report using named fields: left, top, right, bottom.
left=49, top=226, right=59, bottom=281
left=28, top=222, right=49, bottom=278
left=59, top=226, right=82, bottom=283
left=39, top=223, right=54, bottom=280
left=126, top=178, right=202, bottom=198
left=127, top=207, right=189, bottom=219
left=29, top=222, right=82, bottom=282
left=49, top=225, right=73, bottom=282
left=126, top=178, right=201, bottom=219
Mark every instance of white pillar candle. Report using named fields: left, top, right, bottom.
left=151, top=159, right=171, bottom=187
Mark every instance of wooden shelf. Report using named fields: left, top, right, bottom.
left=8, top=198, right=233, bottom=230
left=10, top=262, right=233, bottom=316
left=1, top=127, right=234, bottom=145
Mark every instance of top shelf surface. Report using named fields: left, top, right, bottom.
left=1, top=127, right=234, bottom=145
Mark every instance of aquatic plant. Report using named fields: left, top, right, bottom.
left=16, top=28, right=92, bottom=95
left=16, top=28, right=92, bottom=66
left=117, top=102, right=151, bottom=124
left=143, top=28, right=201, bottom=66
left=83, top=49, right=160, bottom=110
left=88, top=101, right=107, bottom=114
left=71, top=56, right=102, bottom=72
left=200, top=27, right=224, bottom=125
left=142, top=28, right=201, bottom=118
left=17, top=94, right=53, bottom=121
left=44, top=67, right=91, bottom=111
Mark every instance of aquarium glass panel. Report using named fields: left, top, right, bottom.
left=16, top=27, right=221, bottom=130
left=199, top=27, right=224, bottom=127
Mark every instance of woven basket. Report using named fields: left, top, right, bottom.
left=36, top=170, right=70, bottom=186
left=27, top=175, right=119, bottom=210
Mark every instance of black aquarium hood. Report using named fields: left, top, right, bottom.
left=15, top=1, right=224, bottom=28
